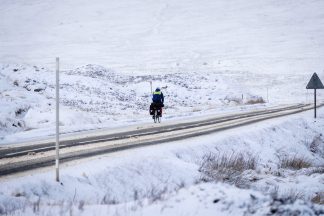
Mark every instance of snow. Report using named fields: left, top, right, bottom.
left=1, top=0, right=324, bottom=142
left=1, top=0, right=324, bottom=214
left=1, top=0, right=324, bottom=75
left=0, top=63, right=322, bottom=144
left=0, top=109, right=323, bottom=215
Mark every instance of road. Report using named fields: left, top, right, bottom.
left=0, top=103, right=321, bottom=177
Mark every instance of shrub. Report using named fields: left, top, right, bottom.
left=198, top=153, right=258, bottom=187
left=245, top=97, right=265, bottom=104
left=311, top=192, right=324, bottom=204
left=279, top=155, right=312, bottom=170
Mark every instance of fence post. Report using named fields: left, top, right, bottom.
left=55, top=57, right=60, bottom=182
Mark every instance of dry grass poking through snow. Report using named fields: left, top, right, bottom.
left=279, top=155, right=312, bottom=170
left=311, top=192, right=324, bottom=205
left=198, top=151, right=324, bottom=206
left=198, top=153, right=258, bottom=187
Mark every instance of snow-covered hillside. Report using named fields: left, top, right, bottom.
left=0, top=62, right=320, bottom=143
left=1, top=0, right=324, bottom=74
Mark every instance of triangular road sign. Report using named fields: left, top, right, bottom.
left=306, top=73, right=324, bottom=89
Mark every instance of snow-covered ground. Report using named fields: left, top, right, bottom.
left=1, top=0, right=324, bottom=215
left=0, top=109, right=323, bottom=215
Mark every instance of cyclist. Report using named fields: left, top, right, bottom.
left=150, top=87, right=164, bottom=117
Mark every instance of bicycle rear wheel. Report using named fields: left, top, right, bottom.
left=153, top=110, right=157, bottom=123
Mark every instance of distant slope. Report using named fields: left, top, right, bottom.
left=1, top=0, right=324, bottom=74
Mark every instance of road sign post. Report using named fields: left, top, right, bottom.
left=56, top=57, right=60, bottom=182
left=315, top=89, right=316, bottom=118
left=306, top=72, right=324, bottom=119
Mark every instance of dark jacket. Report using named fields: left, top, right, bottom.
left=152, top=90, right=164, bottom=103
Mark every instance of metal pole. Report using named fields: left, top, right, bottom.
left=314, top=88, right=317, bottom=118
left=150, top=81, right=152, bottom=94
left=55, top=57, right=60, bottom=182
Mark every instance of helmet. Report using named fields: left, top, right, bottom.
left=155, top=87, right=161, bottom=91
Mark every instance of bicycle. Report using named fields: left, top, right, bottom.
left=150, top=103, right=162, bottom=123
left=153, top=109, right=161, bottom=123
